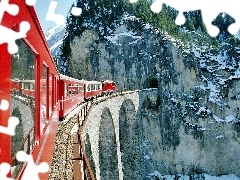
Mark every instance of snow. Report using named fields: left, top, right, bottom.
left=45, top=23, right=66, bottom=41
left=213, top=114, right=239, bottom=123
left=215, top=135, right=224, bottom=139
left=148, top=171, right=240, bottom=180
left=196, top=107, right=211, bottom=115
left=170, top=98, right=179, bottom=104
left=236, top=30, right=240, bottom=40
left=44, top=23, right=66, bottom=56
left=144, top=155, right=150, bottom=160
left=204, top=174, right=240, bottom=180
left=49, top=39, right=63, bottom=52
left=192, top=46, right=201, bottom=58
left=105, top=30, right=142, bottom=45
left=213, top=114, right=224, bottom=123
left=225, top=115, right=238, bottom=123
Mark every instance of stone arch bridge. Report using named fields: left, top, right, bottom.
left=81, top=89, right=158, bottom=180
left=78, top=87, right=240, bottom=180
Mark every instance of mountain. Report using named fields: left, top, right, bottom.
left=44, top=0, right=240, bottom=178
left=44, top=23, right=66, bottom=57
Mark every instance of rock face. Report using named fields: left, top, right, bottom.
left=70, top=18, right=240, bottom=179
left=68, top=23, right=175, bottom=90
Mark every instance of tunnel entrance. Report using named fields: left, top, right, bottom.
left=143, top=77, right=158, bottom=89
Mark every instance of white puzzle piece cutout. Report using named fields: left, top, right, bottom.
left=25, top=0, right=36, bottom=6
left=0, top=116, right=19, bottom=136
left=0, top=163, right=14, bottom=180
left=46, top=0, right=65, bottom=26
left=16, top=151, right=49, bottom=180
left=150, top=0, right=240, bottom=37
left=71, top=6, right=82, bottom=16
left=0, top=99, right=9, bottom=111
left=0, top=0, right=30, bottom=54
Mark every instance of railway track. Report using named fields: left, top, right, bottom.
left=48, top=100, right=91, bottom=180
left=48, top=115, right=77, bottom=180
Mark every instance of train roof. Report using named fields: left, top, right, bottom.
left=19, top=79, right=35, bottom=83
left=102, top=80, right=115, bottom=83
left=60, top=74, right=84, bottom=83
left=84, top=80, right=102, bottom=85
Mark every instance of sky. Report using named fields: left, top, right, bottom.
left=34, top=0, right=76, bottom=32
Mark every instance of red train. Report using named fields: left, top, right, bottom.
left=0, top=1, right=116, bottom=179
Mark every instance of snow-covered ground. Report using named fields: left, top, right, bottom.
left=148, top=171, right=240, bottom=180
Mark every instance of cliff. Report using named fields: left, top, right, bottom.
left=65, top=15, right=240, bottom=179
left=45, top=5, right=240, bottom=178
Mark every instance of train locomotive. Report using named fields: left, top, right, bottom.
left=0, top=1, right=116, bottom=179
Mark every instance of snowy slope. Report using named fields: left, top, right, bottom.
left=236, top=30, right=240, bottom=40
left=44, top=23, right=67, bottom=56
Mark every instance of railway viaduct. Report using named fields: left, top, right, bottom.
left=81, top=89, right=158, bottom=180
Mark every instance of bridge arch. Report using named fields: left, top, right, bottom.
left=119, top=99, right=142, bottom=179
left=99, top=107, right=119, bottom=179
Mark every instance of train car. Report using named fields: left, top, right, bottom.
left=0, top=1, right=59, bottom=179
left=59, top=74, right=85, bottom=121
left=20, top=80, right=35, bottom=98
left=84, top=80, right=103, bottom=100
left=11, top=79, right=21, bottom=95
left=102, top=80, right=117, bottom=95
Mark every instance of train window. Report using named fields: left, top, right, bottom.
left=21, top=82, right=24, bottom=89
left=79, top=85, right=84, bottom=92
left=64, top=83, right=68, bottom=97
left=51, top=73, right=54, bottom=111
left=30, top=83, right=34, bottom=90
left=69, top=84, right=72, bottom=95
left=87, top=84, right=90, bottom=91
left=24, top=83, right=29, bottom=90
left=10, top=39, right=36, bottom=178
left=42, top=65, right=48, bottom=127
left=55, top=77, right=57, bottom=106
left=71, top=84, right=78, bottom=95
left=48, top=73, right=52, bottom=113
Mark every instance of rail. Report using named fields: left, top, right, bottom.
left=72, top=90, right=138, bottom=180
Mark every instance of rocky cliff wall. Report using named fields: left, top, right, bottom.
left=71, top=20, right=240, bottom=179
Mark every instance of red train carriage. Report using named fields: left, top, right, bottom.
left=84, top=80, right=102, bottom=100
left=20, top=80, right=35, bottom=98
left=0, top=1, right=59, bottom=179
left=11, top=79, right=21, bottom=95
left=59, top=74, right=85, bottom=121
left=102, top=80, right=117, bottom=95
left=11, top=79, right=35, bottom=97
